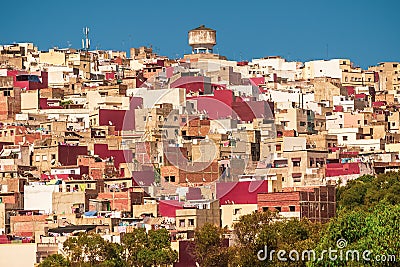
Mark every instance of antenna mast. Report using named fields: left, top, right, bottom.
left=82, top=27, right=90, bottom=52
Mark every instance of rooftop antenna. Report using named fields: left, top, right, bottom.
left=82, top=27, right=90, bottom=52
left=326, top=43, right=329, bottom=59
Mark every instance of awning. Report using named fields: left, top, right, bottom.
left=0, top=149, right=12, bottom=157
left=48, top=225, right=97, bottom=234
left=291, top=158, right=301, bottom=162
left=84, top=210, right=97, bottom=217
left=47, top=179, right=59, bottom=185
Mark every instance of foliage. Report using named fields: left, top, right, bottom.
left=313, top=203, right=400, bottom=267
left=60, top=100, right=74, bottom=106
left=337, top=172, right=400, bottom=210
left=192, top=212, right=322, bottom=267
left=313, top=172, right=400, bottom=266
left=121, top=228, right=178, bottom=267
left=193, top=223, right=230, bottom=267
left=39, top=254, right=70, bottom=267
left=63, top=232, right=114, bottom=266
left=61, top=229, right=177, bottom=267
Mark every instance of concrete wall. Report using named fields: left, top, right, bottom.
left=24, top=184, right=59, bottom=214
left=52, top=192, right=86, bottom=215
left=221, top=204, right=257, bottom=230
left=0, top=243, right=36, bottom=267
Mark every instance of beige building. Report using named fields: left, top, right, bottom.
left=0, top=243, right=37, bottom=267
left=369, top=62, right=400, bottom=93
left=311, top=77, right=341, bottom=106
left=132, top=197, right=158, bottom=218
left=175, top=199, right=220, bottom=231
left=220, top=203, right=258, bottom=230
left=275, top=108, right=308, bottom=134
left=39, top=49, right=67, bottom=66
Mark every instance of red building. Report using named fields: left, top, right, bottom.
left=94, top=144, right=133, bottom=173
left=188, top=89, right=274, bottom=122
left=7, top=70, right=48, bottom=90
left=257, top=185, right=336, bottom=223
left=217, top=180, right=269, bottom=204
left=58, top=144, right=88, bottom=166
left=325, top=162, right=360, bottom=177
left=158, top=200, right=184, bottom=218
left=170, top=76, right=212, bottom=94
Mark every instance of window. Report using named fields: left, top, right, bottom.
left=42, top=155, right=47, bottom=161
left=3, top=90, right=11, bottom=97
left=343, top=136, right=348, bottom=141
left=300, top=121, right=306, bottom=126
left=292, top=158, right=301, bottom=167
left=188, top=219, right=195, bottom=226
left=87, top=183, right=91, bottom=189
left=262, top=207, right=269, bottom=212
left=164, top=176, right=175, bottom=183
left=179, top=219, right=185, bottom=227
left=289, top=206, right=296, bottom=212
left=275, top=207, right=282, bottom=212
left=233, top=208, right=242, bottom=215
left=51, top=154, right=56, bottom=160
left=35, top=155, right=41, bottom=162
left=71, top=170, right=75, bottom=175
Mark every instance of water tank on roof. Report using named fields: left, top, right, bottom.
left=188, top=25, right=216, bottom=54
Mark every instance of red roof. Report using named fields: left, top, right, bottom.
left=326, top=162, right=360, bottom=177
left=41, top=174, right=69, bottom=181
left=217, top=180, right=268, bottom=204
left=158, top=200, right=184, bottom=217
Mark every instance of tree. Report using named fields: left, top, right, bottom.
left=230, top=211, right=277, bottom=267
left=313, top=204, right=400, bottom=267
left=230, top=211, right=322, bottom=267
left=147, top=228, right=178, bottom=266
left=312, top=172, right=400, bottom=266
left=63, top=232, right=122, bottom=267
left=194, top=223, right=230, bottom=267
left=121, top=228, right=148, bottom=266
left=121, top=228, right=177, bottom=267
left=39, top=254, right=70, bottom=267
left=337, top=172, right=400, bottom=210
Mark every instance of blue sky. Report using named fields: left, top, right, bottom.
left=1, top=0, right=398, bottom=68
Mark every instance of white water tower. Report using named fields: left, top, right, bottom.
left=188, top=25, right=216, bottom=54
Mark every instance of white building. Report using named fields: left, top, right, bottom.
left=333, top=96, right=354, bottom=111
left=303, top=59, right=350, bottom=80
left=24, top=183, right=60, bottom=214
